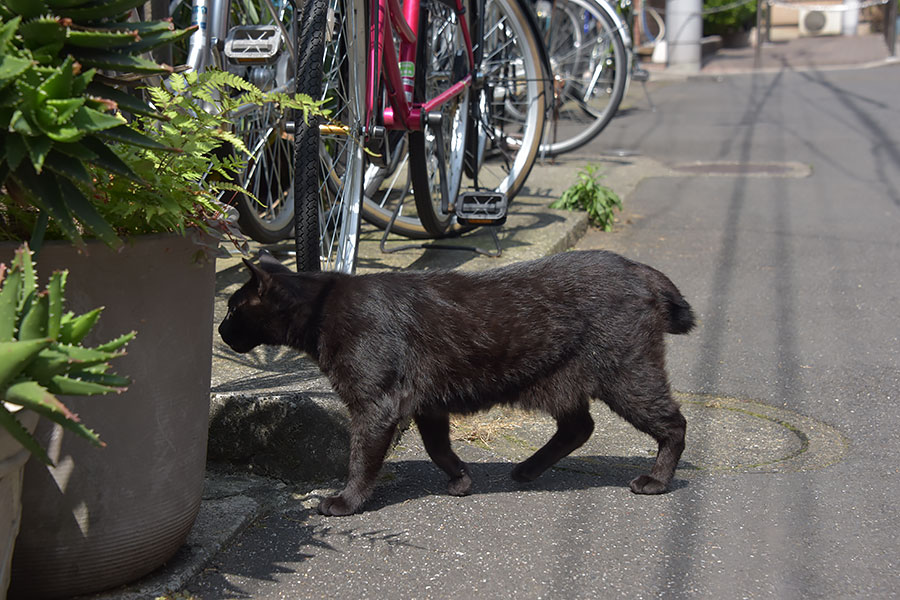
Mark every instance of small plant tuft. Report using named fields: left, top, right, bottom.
left=550, top=165, right=622, bottom=232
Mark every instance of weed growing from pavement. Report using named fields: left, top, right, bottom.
left=551, top=164, right=622, bottom=231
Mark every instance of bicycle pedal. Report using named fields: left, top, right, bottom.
left=224, top=25, right=282, bottom=63
left=454, top=192, right=507, bottom=226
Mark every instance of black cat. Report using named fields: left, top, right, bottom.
left=219, top=250, right=695, bottom=516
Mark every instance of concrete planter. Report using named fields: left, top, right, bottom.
left=2, top=235, right=215, bottom=599
left=0, top=408, right=38, bottom=600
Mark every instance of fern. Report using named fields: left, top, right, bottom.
left=87, top=69, right=325, bottom=238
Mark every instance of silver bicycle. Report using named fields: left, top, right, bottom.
left=533, top=0, right=645, bottom=157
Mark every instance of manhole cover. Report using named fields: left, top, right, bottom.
left=670, top=161, right=811, bottom=178
left=450, top=393, right=847, bottom=477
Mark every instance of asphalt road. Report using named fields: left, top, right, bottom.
left=183, top=64, right=900, bottom=598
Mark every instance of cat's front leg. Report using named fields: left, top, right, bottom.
left=318, top=412, right=400, bottom=516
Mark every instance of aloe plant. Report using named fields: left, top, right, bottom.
left=0, top=0, right=193, bottom=249
left=0, top=243, right=132, bottom=465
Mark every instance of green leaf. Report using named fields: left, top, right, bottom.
left=45, top=97, right=84, bottom=123
left=0, top=16, right=22, bottom=49
left=0, top=269, right=22, bottom=342
left=92, top=330, right=135, bottom=353
left=59, top=306, right=102, bottom=344
left=19, top=17, right=66, bottom=52
left=47, top=373, right=122, bottom=396
left=43, top=148, right=92, bottom=184
left=45, top=0, right=98, bottom=7
left=9, top=109, right=37, bottom=136
left=78, top=135, right=139, bottom=179
left=46, top=270, right=65, bottom=338
left=3, top=0, right=48, bottom=20
left=77, top=50, right=172, bottom=75
left=69, top=104, right=126, bottom=133
left=127, top=26, right=194, bottom=54
left=21, top=347, right=71, bottom=380
left=97, top=123, right=173, bottom=150
left=86, top=81, right=162, bottom=118
left=18, top=290, right=49, bottom=340
left=24, top=343, right=125, bottom=381
left=56, top=176, right=123, bottom=248
left=0, top=55, right=33, bottom=88
left=12, top=168, right=84, bottom=245
left=54, top=0, right=145, bottom=19
left=22, top=134, right=52, bottom=172
left=86, top=20, right=173, bottom=35
left=11, top=243, right=36, bottom=310
left=0, top=403, right=51, bottom=465
left=4, top=380, right=106, bottom=454
left=4, top=133, right=29, bottom=171
left=64, top=27, right=139, bottom=48
left=0, top=338, right=52, bottom=389
left=77, top=371, right=130, bottom=388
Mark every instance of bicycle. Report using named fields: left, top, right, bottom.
left=292, top=0, right=551, bottom=271
left=527, top=0, right=631, bottom=156
left=161, top=0, right=546, bottom=271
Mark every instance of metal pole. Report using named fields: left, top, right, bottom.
left=886, top=0, right=897, bottom=57
left=755, top=0, right=764, bottom=69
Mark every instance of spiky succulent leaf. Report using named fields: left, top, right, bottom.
left=3, top=0, right=47, bottom=20
left=47, top=374, right=123, bottom=396
left=46, top=270, right=65, bottom=338
left=18, top=290, right=49, bottom=340
left=58, top=306, right=102, bottom=344
left=0, top=268, right=23, bottom=342
left=93, top=330, right=136, bottom=352
left=65, top=28, right=139, bottom=48
left=0, top=244, right=130, bottom=461
left=0, top=402, right=51, bottom=464
left=53, top=0, right=146, bottom=20
left=0, top=339, right=52, bottom=389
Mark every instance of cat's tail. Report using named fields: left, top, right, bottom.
left=634, top=262, right=696, bottom=335
left=660, top=289, right=696, bottom=335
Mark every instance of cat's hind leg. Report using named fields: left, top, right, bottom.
left=511, top=399, right=594, bottom=483
left=415, top=412, right=472, bottom=496
left=604, top=386, right=686, bottom=495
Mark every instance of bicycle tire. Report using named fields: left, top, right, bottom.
left=224, top=2, right=299, bottom=243
left=294, top=0, right=366, bottom=272
left=408, top=0, right=472, bottom=237
left=469, top=0, right=548, bottom=200
left=538, top=0, right=627, bottom=157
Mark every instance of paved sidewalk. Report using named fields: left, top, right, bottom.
left=647, top=31, right=897, bottom=77
left=85, top=34, right=900, bottom=599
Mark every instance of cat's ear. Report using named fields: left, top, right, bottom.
left=242, top=258, right=273, bottom=295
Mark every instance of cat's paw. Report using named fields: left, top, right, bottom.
left=510, top=462, right=540, bottom=483
left=317, top=494, right=358, bottom=516
left=629, top=474, right=668, bottom=495
left=447, top=473, right=472, bottom=496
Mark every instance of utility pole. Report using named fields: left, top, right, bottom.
left=666, top=0, right=703, bottom=72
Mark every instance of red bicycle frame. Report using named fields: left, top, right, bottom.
left=368, top=0, right=476, bottom=132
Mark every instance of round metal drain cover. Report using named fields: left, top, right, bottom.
left=452, top=393, right=847, bottom=477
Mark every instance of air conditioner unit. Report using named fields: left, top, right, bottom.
left=798, top=7, right=843, bottom=36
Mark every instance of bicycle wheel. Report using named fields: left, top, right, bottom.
left=408, top=0, right=472, bottom=237
left=223, top=2, right=300, bottom=243
left=469, top=0, right=548, bottom=200
left=294, top=0, right=366, bottom=272
left=539, top=0, right=627, bottom=157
